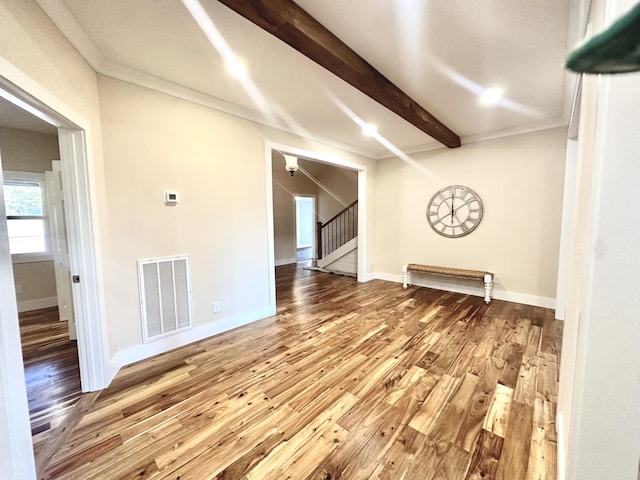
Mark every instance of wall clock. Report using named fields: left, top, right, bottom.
left=426, top=185, right=483, bottom=238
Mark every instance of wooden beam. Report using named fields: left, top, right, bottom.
left=217, top=0, right=461, bottom=148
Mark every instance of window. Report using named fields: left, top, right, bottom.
left=3, top=171, right=51, bottom=262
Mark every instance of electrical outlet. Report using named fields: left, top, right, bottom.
left=213, top=301, right=221, bottom=314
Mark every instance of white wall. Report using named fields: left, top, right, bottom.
left=98, top=75, right=377, bottom=364
left=374, top=128, right=567, bottom=305
left=99, top=75, right=275, bottom=356
left=311, top=161, right=358, bottom=224
left=562, top=1, right=640, bottom=477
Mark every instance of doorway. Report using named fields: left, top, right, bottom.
left=295, top=195, right=315, bottom=266
left=1, top=126, right=80, bottom=441
left=0, top=70, right=106, bottom=476
left=265, top=142, right=369, bottom=314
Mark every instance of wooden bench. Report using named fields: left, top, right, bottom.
left=402, top=263, right=494, bottom=303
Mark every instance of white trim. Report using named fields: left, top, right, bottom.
left=110, top=305, right=274, bottom=378
left=10, top=254, right=53, bottom=264
left=374, top=272, right=556, bottom=309
left=3, top=170, right=54, bottom=262
left=555, top=139, right=579, bottom=320
left=264, top=142, right=277, bottom=314
left=34, top=0, right=384, bottom=159
left=557, top=411, right=566, bottom=480
left=17, top=296, right=57, bottom=313
left=379, top=122, right=571, bottom=161
left=317, top=237, right=357, bottom=269
left=0, top=59, right=109, bottom=393
left=460, top=118, right=569, bottom=147
left=58, top=129, right=107, bottom=391
left=275, top=257, right=297, bottom=267
left=0, top=167, right=37, bottom=479
left=493, top=290, right=555, bottom=310
left=356, top=169, right=368, bottom=283
left=359, top=271, right=375, bottom=282
left=0, top=60, right=108, bottom=478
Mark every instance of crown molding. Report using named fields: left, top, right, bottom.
left=36, top=0, right=105, bottom=70
left=36, top=0, right=382, bottom=160
left=460, top=118, right=569, bottom=146
left=377, top=117, right=570, bottom=161
left=37, top=0, right=571, bottom=162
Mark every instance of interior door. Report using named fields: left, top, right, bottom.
left=45, top=160, right=75, bottom=339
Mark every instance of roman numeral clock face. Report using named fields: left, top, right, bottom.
left=427, top=185, right=483, bottom=238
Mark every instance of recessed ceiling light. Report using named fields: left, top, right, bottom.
left=362, top=123, right=377, bottom=137
left=226, top=58, right=248, bottom=79
left=480, top=88, right=503, bottom=105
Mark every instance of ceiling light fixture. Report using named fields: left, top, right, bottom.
left=225, top=58, right=248, bottom=79
left=283, top=154, right=299, bottom=176
left=362, top=123, right=377, bottom=137
left=480, top=88, right=503, bottom=105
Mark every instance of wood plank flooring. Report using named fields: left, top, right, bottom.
left=41, top=265, right=561, bottom=479
left=19, top=306, right=82, bottom=446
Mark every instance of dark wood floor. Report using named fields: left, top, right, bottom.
left=40, top=265, right=561, bottom=479
left=19, top=307, right=82, bottom=447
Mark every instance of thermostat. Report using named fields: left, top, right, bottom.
left=164, top=191, right=180, bottom=204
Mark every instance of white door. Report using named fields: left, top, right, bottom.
left=45, top=161, right=75, bottom=339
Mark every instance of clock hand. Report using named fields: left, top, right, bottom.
left=437, top=213, right=450, bottom=223
left=450, top=195, right=455, bottom=224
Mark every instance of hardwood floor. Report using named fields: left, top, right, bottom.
left=40, top=265, right=561, bottom=479
left=19, top=307, right=82, bottom=445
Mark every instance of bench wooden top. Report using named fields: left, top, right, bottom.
left=406, top=263, right=491, bottom=280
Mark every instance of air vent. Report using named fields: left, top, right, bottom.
left=138, top=255, right=192, bottom=343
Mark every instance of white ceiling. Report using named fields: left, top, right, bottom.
left=36, top=0, right=578, bottom=158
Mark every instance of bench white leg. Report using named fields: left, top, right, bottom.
left=484, top=274, right=493, bottom=303
left=402, top=264, right=408, bottom=289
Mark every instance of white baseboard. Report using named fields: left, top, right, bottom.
left=557, top=411, right=565, bottom=480
left=358, top=271, right=375, bottom=282
left=17, top=296, right=57, bottom=313
left=108, top=305, right=276, bottom=384
left=275, top=257, right=297, bottom=267
left=495, top=290, right=555, bottom=309
left=372, top=272, right=556, bottom=309
left=374, top=272, right=403, bottom=283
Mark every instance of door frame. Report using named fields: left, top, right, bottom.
left=0, top=61, right=107, bottom=477
left=294, top=194, right=315, bottom=259
left=0, top=71, right=107, bottom=391
left=265, top=140, right=369, bottom=312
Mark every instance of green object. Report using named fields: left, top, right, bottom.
left=566, top=2, right=640, bottom=74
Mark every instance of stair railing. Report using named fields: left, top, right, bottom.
left=316, top=200, right=358, bottom=260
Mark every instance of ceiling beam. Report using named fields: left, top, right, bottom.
left=217, top=0, right=461, bottom=148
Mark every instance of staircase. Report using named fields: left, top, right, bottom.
left=316, top=200, right=357, bottom=276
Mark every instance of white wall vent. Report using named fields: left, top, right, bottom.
left=138, top=255, right=193, bottom=343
